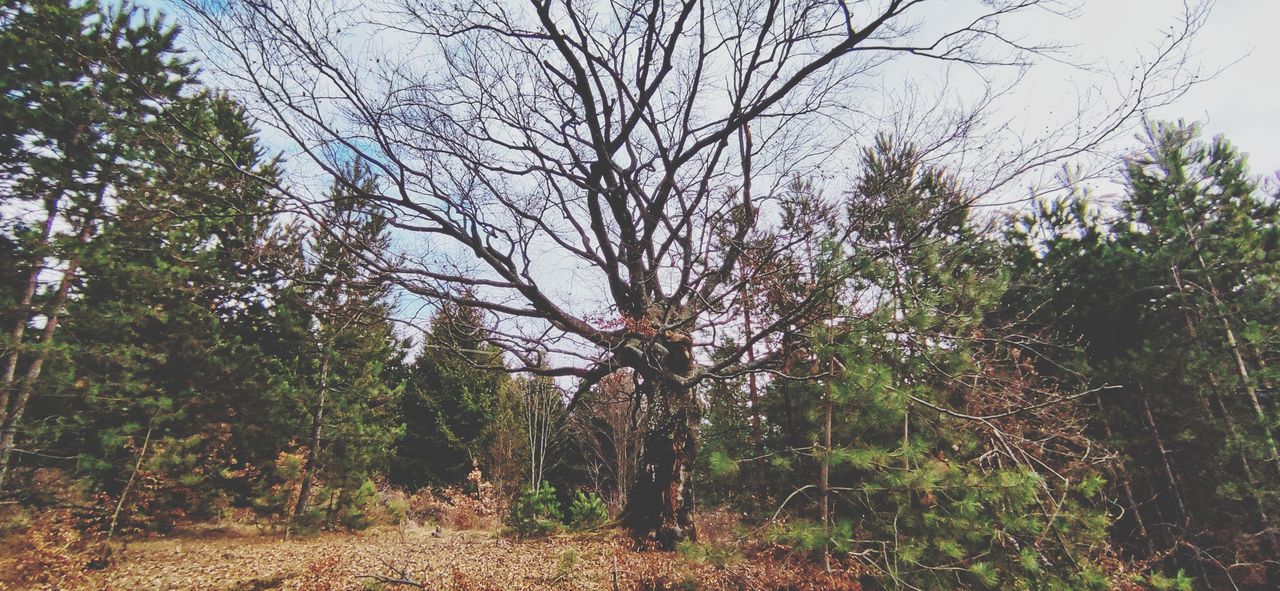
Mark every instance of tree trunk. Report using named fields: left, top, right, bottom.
left=1183, top=226, right=1280, bottom=478
left=741, top=287, right=766, bottom=508
left=0, top=193, right=60, bottom=409
left=1138, top=390, right=1188, bottom=523
left=1095, top=396, right=1156, bottom=556
left=820, top=367, right=833, bottom=571
left=1170, top=264, right=1278, bottom=550
left=0, top=219, right=91, bottom=491
left=294, top=352, right=330, bottom=519
left=623, top=377, right=701, bottom=549
left=109, top=416, right=156, bottom=540
left=1, top=156, right=112, bottom=491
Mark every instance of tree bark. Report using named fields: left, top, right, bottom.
left=1, top=152, right=113, bottom=491
left=1171, top=264, right=1278, bottom=550
left=623, top=377, right=701, bottom=549
left=294, top=351, right=330, bottom=520
left=0, top=193, right=60, bottom=409
left=0, top=247, right=83, bottom=491
left=0, top=198, right=99, bottom=491
left=1138, top=389, right=1188, bottom=523
left=1095, top=396, right=1156, bottom=556
left=109, top=416, right=156, bottom=540
left=740, top=279, right=766, bottom=508
left=820, top=365, right=833, bottom=572
left=1183, top=226, right=1280, bottom=478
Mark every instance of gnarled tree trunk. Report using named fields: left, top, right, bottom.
left=623, top=378, right=701, bottom=549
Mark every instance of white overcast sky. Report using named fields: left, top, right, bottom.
left=1167, top=0, right=1280, bottom=178
left=1060, top=0, right=1279, bottom=177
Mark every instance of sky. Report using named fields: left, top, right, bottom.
left=1060, top=0, right=1279, bottom=177
left=156, top=0, right=1279, bottom=185
left=156, top=0, right=1278, bottom=287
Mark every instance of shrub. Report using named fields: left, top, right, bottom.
left=251, top=450, right=307, bottom=527
left=567, top=490, right=609, bottom=530
left=403, top=486, right=499, bottom=530
left=553, top=548, right=580, bottom=584
left=505, top=482, right=562, bottom=537
left=339, top=479, right=380, bottom=531
left=676, top=540, right=742, bottom=570
left=382, top=490, right=410, bottom=525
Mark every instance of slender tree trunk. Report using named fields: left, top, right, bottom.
left=1171, top=265, right=1278, bottom=551
left=1, top=154, right=114, bottom=491
left=0, top=193, right=61, bottom=410
left=820, top=363, right=833, bottom=572
left=782, top=376, right=796, bottom=448
left=526, top=384, right=537, bottom=490
left=1184, top=226, right=1280, bottom=476
left=1207, top=383, right=1280, bottom=553
left=538, top=385, right=552, bottom=489
left=1095, top=396, right=1156, bottom=556
left=615, top=394, right=640, bottom=508
left=523, top=380, right=556, bottom=490
left=1247, top=347, right=1274, bottom=412
left=108, top=416, right=156, bottom=540
left=0, top=217, right=94, bottom=490
left=623, top=376, right=701, bottom=549
left=1138, top=390, right=1188, bottom=523
left=294, top=351, right=330, bottom=521
left=740, top=284, right=766, bottom=508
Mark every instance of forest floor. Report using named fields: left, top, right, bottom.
left=6, top=521, right=860, bottom=591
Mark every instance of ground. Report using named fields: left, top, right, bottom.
left=4, top=522, right=860, bottom=591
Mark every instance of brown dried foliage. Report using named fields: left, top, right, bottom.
left=0, top=509, right=93, bottom=591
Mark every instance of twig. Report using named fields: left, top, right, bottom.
left=109, top=414, right=157, bottom=540
left=357, top=574, right=427, bottom=589
left=909, top=385, right=1120, bottom=421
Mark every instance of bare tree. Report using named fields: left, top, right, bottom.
left=521, top=378, right=564, bottom=490
left=180, top=0, right=1207, bottom=547
left=572, top=369, right=647, bottom=510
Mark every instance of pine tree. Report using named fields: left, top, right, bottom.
left=23, top=91, right=299, bottom=529
left=393, top=302, right=508, bottom=488
left=288, top=162, right=405, bottom=528
left=0, top=0, right=193, bottom=490
left=750, top=138, right=1115, bottom=589
left=1004, top=121, right=1280, bottom=585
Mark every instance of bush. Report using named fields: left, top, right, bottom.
left=677, top=540, right=742, bottom=570
left=505, top=482, right=562, bottom=537
left=339, top=479, right=380, bottom=531
left=403, top=486, right=499, bottom=530
left=567, top=490, right=609, bottom=530
left=251, top=450, right=307, bottom=527
left=553, top=548, right=580, bottom=583
left=382, top=490, right=410, bottom=525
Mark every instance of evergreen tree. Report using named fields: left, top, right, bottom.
left=742, top=138, right=1116, bottom=588
left=21, top=91, right=300, bottom=529
left=1004, top=121, right=1280, bottom=586
left=393, top=303, right=508, bottom=488
left=0, top=0, right=193, bottom=490
left=288, top=162, right=405, bottom=525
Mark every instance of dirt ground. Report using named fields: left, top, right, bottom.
left=30, top=524, right=857, bottom=591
